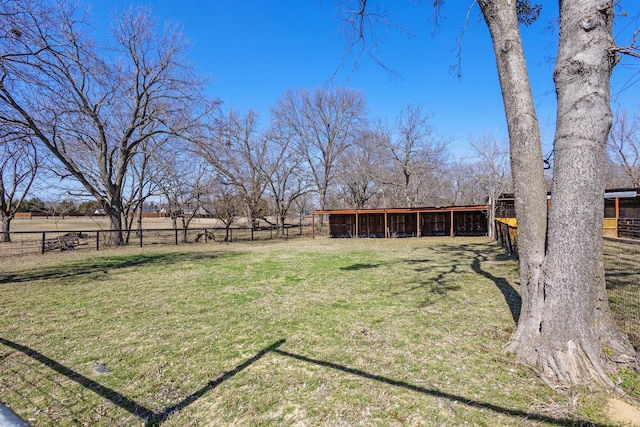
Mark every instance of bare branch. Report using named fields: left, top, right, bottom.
left=332, top=0, right=411, bottom=81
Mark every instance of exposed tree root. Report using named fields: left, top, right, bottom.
left=507, top=330, right=638, bottom=394
left=540, top=340, right=615, bottom=389
left=511, top=337, right=637, bottom=393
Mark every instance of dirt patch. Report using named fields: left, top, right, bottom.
left=607, top=398, right=640, bottom=426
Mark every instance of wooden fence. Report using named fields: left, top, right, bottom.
left=495, top=219, right=518, bottom=258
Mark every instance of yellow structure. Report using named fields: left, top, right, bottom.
left=497, top=217, right=618, bottom=237
left=496, top=189, right=640, bottom=239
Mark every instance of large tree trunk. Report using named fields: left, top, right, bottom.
left=105, top=199, right=124, bottom=246
left=526, top=0, right=635, bottom=386
left=1, top=214, right=12, bottom=243
left=279, top=215, right=287, bottom=236
left=477, top=0, right=548, bottom=358
left=479, top=0, right=636, bottom=387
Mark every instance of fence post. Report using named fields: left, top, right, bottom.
left=41, top=232, right=46, bottom=254
left=251, top=227, right=254, bottom=241
left=175, top=229, right=179, bottom=245
left=139, top=230, right=143, bottom=247
left=96, top=231, right=100, bottom=251
left=505, top=224, right=513, bottom=256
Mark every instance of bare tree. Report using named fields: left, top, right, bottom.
left=608, top=107, right=640, bottom=187
left=154, top=151, right=210, bottom=242
left=0, top=2, right=208, bottom=244
left=445, top=160, right=485, bottom=206
left=375, top=105, right=449, bottom=207
left=335, top=129, right=385, bottom=208
left=478, top=0, right=637, bottom=387
left=121, top=137, right=163, bottom=243
left=0, top=132, right=38, bottom=242
left=263, top=131, right=314, bottom=235
left=197, top=109, right=269, bottom=228
left=210, top=178, right=242, bottom=242
left=469, top=132, right=512, bottom=236
left=343, top=0, right=638, bottom=387
left=272, top=87, right=367, bottom=229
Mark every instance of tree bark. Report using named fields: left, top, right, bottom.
left=479, top=0, right=636, bottom=387
left=105, top=196, right=124, bottom=246
left=477, top=0, right=548, bottom=360
left=1, top=214, right=11, bottom=243
left=531, top=0, right=635, bottom=386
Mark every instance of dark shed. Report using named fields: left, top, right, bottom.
left=312, top=205, right=490, bottom=238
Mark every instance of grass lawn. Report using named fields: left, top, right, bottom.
left=0, top=237, right=634, bottom=426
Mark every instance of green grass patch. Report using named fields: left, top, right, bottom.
left=0, top=237, right=624, bottom=425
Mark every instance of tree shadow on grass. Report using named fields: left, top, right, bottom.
left=271, top=345, right=603, bottom=426
left=339, top=263, right=380, bottom=271
left=0, top=336, right=284, bottom=426
left=1, top=337, right=605, bottom=426
left=393, top=242, right=521, bottom=322
left=0, top=251, right=237, bottom=286
left=604, top=268, right=640, bottom=289
left=391, top=244, right=483, bottom=307
left=471, top=253, right=521, bottom=324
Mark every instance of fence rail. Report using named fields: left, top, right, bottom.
left=0, top=225, right=307, bottom=258
left=495, top=220, right=518, bottom=258
left=618, top=218, right=640, bottom=239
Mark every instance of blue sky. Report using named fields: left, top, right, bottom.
left=88, top=1, right=639, bottom=159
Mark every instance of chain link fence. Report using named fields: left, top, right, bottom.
left=495, top=220, right=639, bottom=350
left=604, top=239, right=640, bottom=350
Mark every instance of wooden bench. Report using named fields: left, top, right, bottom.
left=38, top=235, right=80, bottom=252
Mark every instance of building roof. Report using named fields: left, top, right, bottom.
left=312, top=204, right=490, bottom=215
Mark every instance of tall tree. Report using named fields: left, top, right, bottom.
left=344, top=0, right=638, bottom=387
left=380, top=104, right=449, bottom=207
left=469, top=132, right=512, bottom=236
left=263, top=130, right=314, bottom=235
left=0, top=2, right=208, bottom=244
left=153, top=150, right=210, bottom=242
left=272, top=87, right=367, bottom=229
left=0, top=131, right=39, bottom=242
left=197, top=109, right=269, bottom=228
left=210, top=178, right=242, bottom=242
left=480, top=0, right=636, bottom=387
left=335, top=129, right=385, bottom=209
